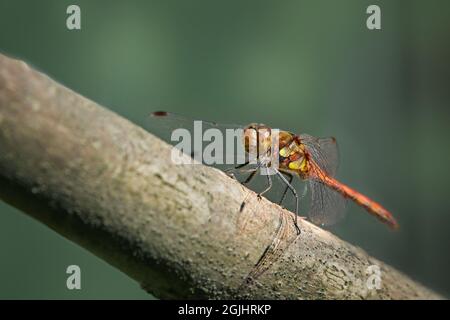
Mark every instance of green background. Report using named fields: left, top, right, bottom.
left=1, top=0, right=449, bottom=299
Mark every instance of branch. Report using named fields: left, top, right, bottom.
left=0, top=53, right=442, bottom=299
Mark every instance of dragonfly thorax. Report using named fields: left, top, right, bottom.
left=278, top=138, right=310, bottom=174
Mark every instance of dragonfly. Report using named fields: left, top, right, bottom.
left=149, top=111, right=399, bottom=232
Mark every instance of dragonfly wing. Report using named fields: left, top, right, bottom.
left=307, top=179, right=347, bottom=227
left=145, top=111, right=247, bottom=169
left=240, top=209, right=298, bottom=286
left=299, top=134, right=339, bottom=177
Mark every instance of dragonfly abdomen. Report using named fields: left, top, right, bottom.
left=316, top=169, right=399, bottom=229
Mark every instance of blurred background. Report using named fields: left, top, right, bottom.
left=0, top=0, right=449, bottom=299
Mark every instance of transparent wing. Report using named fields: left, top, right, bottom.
left=145, top=111, right=247, bottom=169
left=242, top=210, right=298, bottom=286
left=146, top=111, right=244, bottom=136
left=299, top=134, right=339, bottom=177
left=307, top=179, right=347, bottom=227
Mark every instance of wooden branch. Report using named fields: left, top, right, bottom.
left=0, top=53, right=442, bottom=299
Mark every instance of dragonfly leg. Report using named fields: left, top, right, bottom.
left=239, top=162, right=268, bottom=212
left=243, top=169, right=257, bottom=185
left=278, top=173, right=308, bottom=211
left=275, top=169, right=301, bottom=235
left=224, top=161, right=250, bottom=180
left=240, top=160, right=266, bottom=185
left=239, top=168, right=258, bottom=212
left=257, top=171, right=273, bottom=200
left=277, top=171, right=294, bottom=206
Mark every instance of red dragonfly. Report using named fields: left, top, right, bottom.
left=272, top=128, right=398, bottom=230
left=149, top=111, right=398, bottom=232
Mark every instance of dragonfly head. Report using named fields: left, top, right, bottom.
left=243, top=123, right=273, bottom=158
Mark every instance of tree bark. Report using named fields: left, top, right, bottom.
left=0, top=53, right=442, bottom=299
